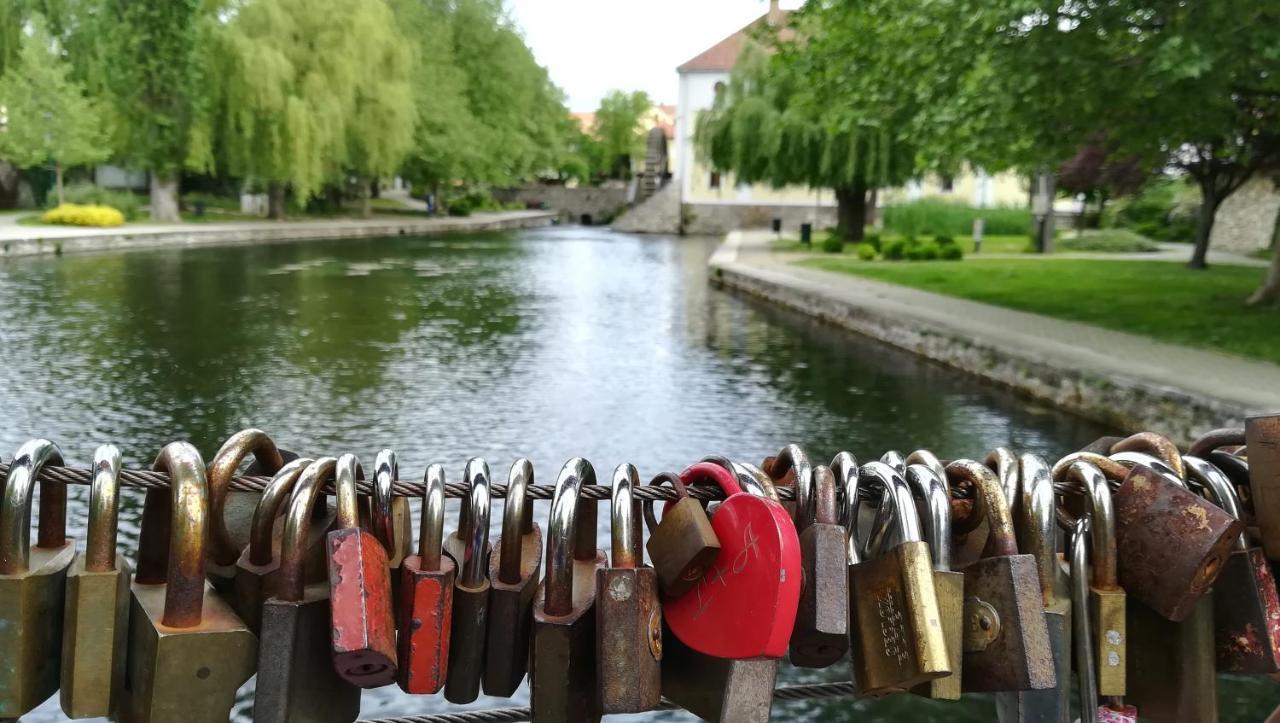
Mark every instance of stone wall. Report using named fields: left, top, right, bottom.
left=492, top=186, right=629, bottom=225
left=1211, top=177, right=1280, bottom=253
left=611, top=181, right=681, bottom=234
left=682, top=203, right=838, bottom=236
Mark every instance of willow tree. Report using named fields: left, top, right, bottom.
left=200, top=0, right=416, bottom=218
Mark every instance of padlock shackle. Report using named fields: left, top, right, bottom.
left=85, top=444, right=122, bottom=572
left=1183, top=455, right=1249, bottom=552
left=681, top=461, right=742, bottom=497
left=879, top=449, right=906, bottom=473
left=419, top=463, right=447, bottom=569
left=768, top=444, right=813, bottom=532
left=458, top=458, right=492, bottom=588
left=206, top=429, right=284, bottom=567
left=498, top=458, right=534, bottom=583
left=945, top=459, right=1018, bottom=558
left=152, top=441, right=210, bottom=629
left=1052, top=452, right=1129, bottom=486
left=813, top=465, right=839, bottom=526
left=248, top=457, right=312, bottom=565
left=334, top=454, right=365, bottom=530
left=545, top=457, right=595, bottom=616
left=729, top=460, right=778, bottom=501
left=1109, top=451, right=1184, bottom=487
left=985, top=447, right=1019, bottom=510
left=861, top=461, right=922, bottom=557
left=1059, top=461, right=1118, bottom=590
left=1019, top=453, right=1060, bottom=605
left=905, top=449, right=947, bottom=490
left=904, top=463, right=950, bottom=572
left=0, top=438, right=65, bottom=574
left=1110, top=432, right=1185, bottom=481
left=831, top=451, right=860, bottom=565
left=1188, top=428, right=1245, bottom=458
left=610, top=463, right=642, bottom=569
left=1069, top=515, right=1100, bottom=720
left=372, top=449, right=399, bottom=556
left=278, top=457, right=337, bottom=603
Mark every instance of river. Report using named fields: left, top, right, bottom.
left=2, top=225, right=1269, bottom=721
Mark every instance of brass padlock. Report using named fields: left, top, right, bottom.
left=1069, top=516, right=1138, bottom=723
left=946, top=459, right=1056, bottom=692
left=1184, top=455, right=1280, bottom=673
left=789, top=462, right=848, bottom=668
left=252, top=457, right=361, bottom=723
left=903, top=462, right=963, bottom=700
left=848, top=461, right=950, bottom=696
left=531, top=457, right=607, bottom=722
left=643, top=469, right=719, bottom=597
left=60, top=444, right=131, bottom=719
left=397, top=463, right=456, bottom=695
left=118, top=442, right=256, bottom=723
left=596, top=463, right=661, bottom=713
left=1245, top=414, right=1280, bottom=559
left=443, top=458, right=493, bottom=704
left=482, top=457, right=542, bottom=696
left=233, top=457, right=312, bottom=634
left=205, top=428, right=285, bottom=597
left=0, top=439, right=74, bottom=718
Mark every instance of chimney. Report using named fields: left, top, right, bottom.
left=767, top=0, right=783, bottom=23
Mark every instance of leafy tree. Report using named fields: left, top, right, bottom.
left=592, top=90, right=651, bottom=179
left=1058, top=137, right=1148, bottom=223
left=0, top=13, right=108, bottom=205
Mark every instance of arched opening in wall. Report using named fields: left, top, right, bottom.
left=580, top=213, right=593, bottom=225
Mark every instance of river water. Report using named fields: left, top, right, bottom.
left=3, top=225, right=1270, bottom=720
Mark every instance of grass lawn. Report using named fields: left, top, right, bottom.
left=773, top=233, right=1031, bottom=255
left=799, top=257, right=1280, bottom=362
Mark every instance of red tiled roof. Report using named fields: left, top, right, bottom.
left=676, top=10, right=792, bottom=74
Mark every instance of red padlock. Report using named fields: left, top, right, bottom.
left=327, top=453, right=398, bottom=687
left=662, top=461, right=801, bottom=660
left=397, top=463, right=456, bottom=694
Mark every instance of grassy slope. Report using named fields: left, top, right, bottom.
left=799, top=257, right=1280, bottom=362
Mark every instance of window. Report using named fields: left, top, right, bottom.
left=940, top=175, right=955, bottom=192
left=709, top=171, right=721, bottom=189
left=714, top=81, right=726, bottom=97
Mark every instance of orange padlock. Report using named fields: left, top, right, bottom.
left=397, top=463, right=456, bottom=694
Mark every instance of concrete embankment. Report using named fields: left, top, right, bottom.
left=0, top=210, right=555, bottom=259
left=710, top=231, right=1280, bottom=441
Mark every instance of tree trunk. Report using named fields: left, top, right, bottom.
left=835, top=182, right=868, bottom=242
left=267, top=182, right=286, bottom=220
left=359, top=178, right=372, bottom=219
left=867, top=188, right=879, bottom=228
left=0, top=161, right=20, bottom=209
left=1246, top=208, right=1280, bottom=306
left=150, top=173, right=180, bottom=222
left=1034, top=169, right=1056, bottom=253
left=55, top=162, right=64, bottom=206
left=1188, top=177, right=1220, bottom=270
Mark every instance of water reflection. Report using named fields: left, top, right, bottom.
left=0, top=226, right=1266, bottom=720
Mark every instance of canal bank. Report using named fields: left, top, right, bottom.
left=0, top=209, right=555, bottom=258
left=709, top=230, right=1280, bottom=441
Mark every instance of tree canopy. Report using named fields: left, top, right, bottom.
left=591, top=89, right=652, bottom=179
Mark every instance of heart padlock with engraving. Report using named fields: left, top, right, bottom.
left=662, top=461, right=801, bottom=659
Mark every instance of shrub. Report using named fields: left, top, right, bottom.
left=1057, top=229, right=1160, bottom=253
left=939, top=243, right=964, bottom=260
left=905, top=241, right=940, bottom=261
left=883, top=238, right=908, bottom=260
left=60, top=183, right=143, bottom=221
left=1103, top=178, right=1198, bottom=243
left=42, top=203, right=125, bottom=227
left=883, top=199, right=1030, bottom=237
left=855, top=243, right=877, bottom=260
left=820, top=234, right=844, bottom=253
left=934, top=234, right=955, bottom=247
left=864, top=232, right=882, bottom=251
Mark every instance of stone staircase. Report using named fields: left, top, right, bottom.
left=611, top=180, right=681, bottom=234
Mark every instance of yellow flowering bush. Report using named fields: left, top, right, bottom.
left=41, top=203, right=126, bottom=227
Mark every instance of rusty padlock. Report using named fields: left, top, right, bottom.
left=397, top=463, right=456, bottom=695
left=328, top=453, right=397, bottom=687
left=205, top=428, right=286, bottom=597
left=1246, top=414, right=1280, bottom=560
left=0, top=439, right=74, bottom=719
left=367, top=449, right=413, bottom=606
left=789, top=462, right=848, bottom=668
left=253, top=457, right=361, bottom=723
left=596, top=463, right=662, bottom=713
left=118, top=442, right=256, bottom=723
left=531, top=457, right=607, bottom=722
left=946, top=459, right=1055, bottom=692
left=903, top=462, right=963, bottom=700
left=60, top=444, right=131, bottom=719
left=1110, top=432, right=1185, bottom=480
left=444, top=458, right=493, bottom=704
left=233, top=457, right=312, bottom=634
left=643, top=468, right=719, bottom=597
left=482, top=457, right=542, bottom=696
left=1184, top=455, right=1280, bottom=673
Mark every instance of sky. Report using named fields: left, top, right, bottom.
left=507, top=0, right=804, bottom=112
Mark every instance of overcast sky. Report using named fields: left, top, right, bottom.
left=507, top=0, right=803, bottom=111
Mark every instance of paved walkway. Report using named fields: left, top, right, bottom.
left=715, top=230, right=1280, bottom=415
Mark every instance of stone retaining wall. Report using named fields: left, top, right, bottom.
left=492, top=186, right=629, bottom=225
left=683, top=203, right=838, bottom=237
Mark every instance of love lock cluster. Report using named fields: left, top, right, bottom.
left=1, top=420, right=1278, bottom=723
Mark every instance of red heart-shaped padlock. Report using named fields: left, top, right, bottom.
left=662, top=462, right=801, bottom=659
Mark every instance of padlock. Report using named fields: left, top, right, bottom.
left=373, top=449, right=413, bottom=586
left=397, top=463, right=456, bottom=695
left=1188, top=427, right=1245, bottom=458
left=905, top=448, right=947, bottom=482
left=987, top=446, right=1019, bottom=509
left=1109, top=431, right=1185, bottom=478
left=0, top=439, right=74, bottom=718
left=880, top=449, right=906, bottom=473
left=1112, top=461, right=1242, bottom=621
left=482, top=457, right=542, bottom=696
left=118, top=442, right=256, bottom=723
left=644, top=468, right=719, bottom=597
left=848, top=461, right=950, bottom=695
left=764, top=443, right=812, bottom=531
left=60, top=444, right=131, bottom=719
left=663, top=461, right=801, bottom=660
left=253, top=456, right=361, bottom=723
left=328, top=453, right=397, bottom=687
left=788, top=462, right=848, bottom=668
left=596, top=463, right=662, bottom=713
left=531, top=457, right=607, bottom=722
left=1245, top=414, right=1280, bottom=559
left=996, top=453, right=1072, bottom=723
left=205, top=428, right=285, bottom=596
left=946, top=458, right=1056, bottom=692
left=1184, top=455, right=1280, bottom=673
left=442, top=457, right=493, bottom=704
left=1055, top=459, right=1125, bottom=697
left=1069, top=516, right=1139, bottom=723
left=233, top=457, right=313, bottom=634
left=1125, top=593, right=1216, bottom=723
left=903, top=462, right=963, bottom=700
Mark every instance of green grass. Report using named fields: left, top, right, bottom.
left=773, top=233, right=1031, bottom=256
left=798, top=257, right=1280, bottom=362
